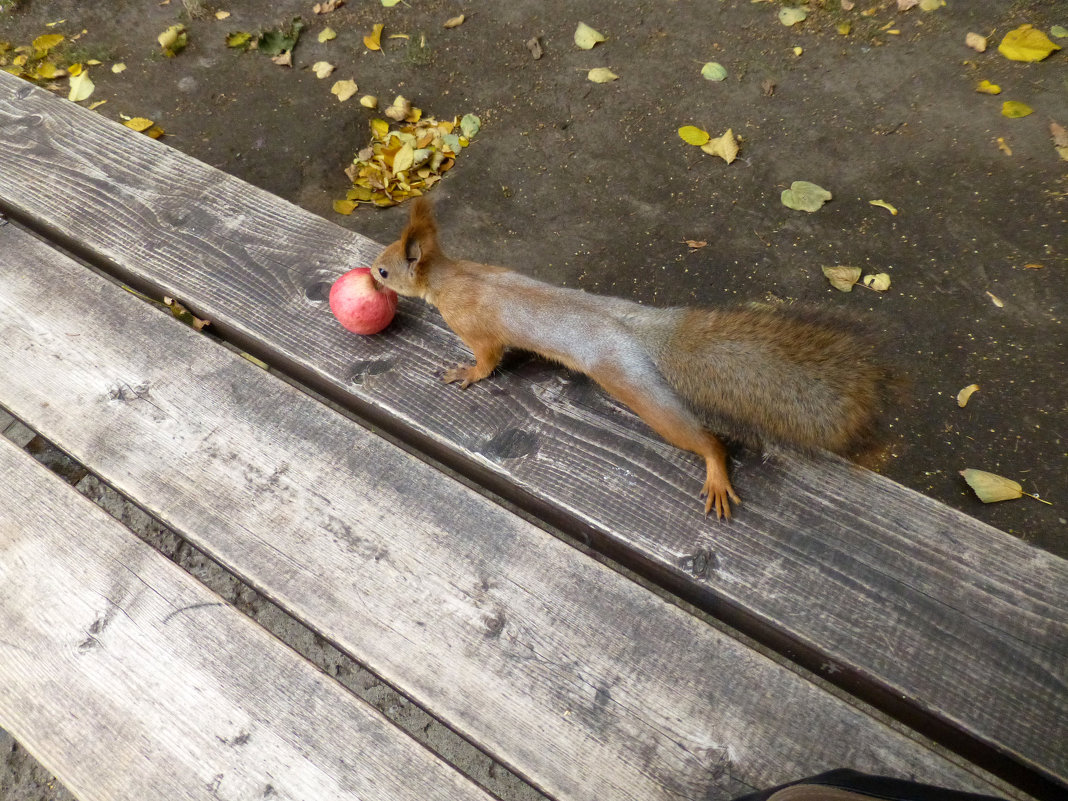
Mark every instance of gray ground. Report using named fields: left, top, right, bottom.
left=1, top=0, right=1065, bottom=798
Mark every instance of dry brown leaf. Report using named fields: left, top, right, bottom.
left=986, top=291, right=1004, bottom=308
left=526, top=37, right=543, bottom=59
left=965, top=32, right=987, bottom=52
left=960, top=469, right=1022, bottom=503
left=700, top=129, right=739, bottom=164
left=1051, top=121, right=1068, bottom=161
left=443, top=15, right=465, bottom=29
left=683, top=240, right=707, bottom=250
left=271, top=50, right=293, bottom=67
left=822, top=265, right=862, bottom=292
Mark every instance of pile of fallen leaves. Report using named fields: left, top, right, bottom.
left=335, top=110, right=481, bottom=212
left=0, top=32, right=68, bottom=83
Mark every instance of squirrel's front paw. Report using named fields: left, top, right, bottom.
left=700, top=474, right=741, bottom=520
left=442, top=363, right=477, bottom=389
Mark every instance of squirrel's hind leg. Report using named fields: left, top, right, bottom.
left=594, top=366, right=740, bottom=519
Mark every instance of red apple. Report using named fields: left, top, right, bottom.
left=329, top=267, right=398, bottom=335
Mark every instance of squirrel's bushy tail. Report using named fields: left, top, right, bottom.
left=642, top=305, right=900, bottom=455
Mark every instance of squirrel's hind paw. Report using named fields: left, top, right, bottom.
left=442, top=362, right=479, bottom=389
left=700, top=471, right=740, bottom=520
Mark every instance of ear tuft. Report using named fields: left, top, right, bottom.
left=400, top=197, right=441, bottom=266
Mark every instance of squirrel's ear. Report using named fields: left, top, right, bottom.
left=400, top=197, right=440, bottom=271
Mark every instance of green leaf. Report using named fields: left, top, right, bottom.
left=781, top=181, right=832, bottom=212
left=574, top=22, right=606, bottom=50
left=778, top=7, right=807, bottom=27
left=700, top=62, right=727, bottom=81
left=460, top=113, right=481, bottom=138
left=1051, top=25, right=1068, bottom=39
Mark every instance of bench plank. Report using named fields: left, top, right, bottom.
left=0, top=438, right=496, bottom=801
left=0, top=223, right=1008, bottom=800
left=0, top=72, right=1064, bottom=790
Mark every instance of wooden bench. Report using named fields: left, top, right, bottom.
left=1, top=70, right=1064, bottom=801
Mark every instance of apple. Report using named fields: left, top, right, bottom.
left=328, top=267, right=398, bottom=335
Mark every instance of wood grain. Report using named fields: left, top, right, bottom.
left=0, top=438, right=497, bottom=801
left=0, top=223, right=1010, bottom=801
left=0, top=71, right=1064, bottom=791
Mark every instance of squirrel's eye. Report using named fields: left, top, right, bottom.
left=378, top=268, right=389, bottom=279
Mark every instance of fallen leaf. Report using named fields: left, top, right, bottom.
left=793, top=46, right=803, bottom=56
left=1001, top=101, right=1033, bottom=119
left=822, top=265, right=862, bottom=292
left=700, top=62, right=727, bottom=81
left=897, top=0, right=918, bottom=9
left=976, top=80, right=1001, bottom=95
left=112, top=62, right=127, bottom=73
left=314, top=0, right=344, bottom=12
left=158, top=24, right=187, bottom=57
left=998, top=24, right=1061, bottom=62
left=761, top=78, right=776, bottom=96
left=701, top=129, right=740, bottom=164
left=960, top=469, right=1023, bottom=504
left=88, top=100, right=107, bottom=110
left=841, top=1, right=855, bottom=11
left=862, top=273, right=891, bottom=291
left=1050, top=121, right=1068, bottom=161
left=32, top=33, right=64, bottom=53
left=986, top=291, right=1004, bottom=308
left=1052, top=25, right=1068, bottom=39
left=587, top=67, right=619, bottom=83
left=215, top=11, right=231, bottom=20
left=956, top=384, right=979, bottom=408
left=363, top=23, right=384, bottom=51
left=460, top=113, right=481, bottom=138
left=123, top=117, right=155, bottom=132
left=683, top=240, right=707, bottom=250
left=837, top=22, right=852, bottom=35
left=67, top=70, right=94, bottom=102
left=331, top=79, right=358, bottom=102
left=869, top=199, right=898, bottom=215
left=443, top=15, right=465, bottom=29
left=996, top=137, right=1012, bottom=155
left=782, top=181, right=832, bottom=212
left=384, top=94, right=411, bottom=121
left=393, top=142, right=415, bottom=174
left=918, top=0, right=944, bottom=11
left=258, top=18, right=304, bottom=56
left=1023, top=263, right=1044, bottom=269
left=312, top=61, right=335, bottom=78
left=574, top=22, right=606, bottom=50
left=678, top=125, right=710, bottom=146
left=226, top=31, right=252, bottom=48
left=526, top=36, right=543, bottom=59
left=778, top=7, right=807, bottom=26
left=381, top=0, right=401, bottom=6
left=333, top=199, right=357, bottom=215
left=164, top=298, right=210, bottom=331
left=319, top=27, right=337, bottom=43
left=965, top=32, right=987, bottom=52
left=271, top=50, right=293, bottom=67
left=360, top=94, right=378, bottom=108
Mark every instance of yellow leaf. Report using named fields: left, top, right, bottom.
left=312, top=61, right=335, bottom=78
left=976, top=80, right=1001, bottom=95
left=861, top=273, right=891, bottom=291
left=67, top=70, right=94, bottom=102
left=34, top=62, right=65, bottom=80
left=965, top=32, right=987, bottom=52
left=68, top=62, right=83, bottom=77
left=700, top=129, right=739, bottom=164
left=587, top=67, right=619, bottom=83
left=959, top=469, right=1022, bottom=503
left=215, top=11, right=231, bottom=20
left=32, top=34, right=64, bottom=53
left=1001, top=101, right=1033, bottom=119
left=123, top=117, right=155, bottom=132
left=363, top=23, right=384, bottom=51
left=986, top=291, right=1004, bottom=308
left=443, top=15, right=465, bottom=29
left=998, top=24, right=1061, bottom=62
left=869, top=199, right=898, bottom=215
left=359, top=94, right=378, bottom=108
left=574, top=22, right=605, bottom=50
left=319, top=27, right=337, bottom=43
left=822, top=265, right=861, bottom=292
left=837, top=22, right=851, bottom=35
left=678, top=125, right=710, bottom=146
left=87, top=100, right=107, bottom=110
left=333, top=199, right=357, bottom=215
left=331, top=79, right=358, bottom=102
left=393, top=143, right=414, bottom=174
left=158, top=24, right=187, bottom=57
left=112, top=62, right=126, bottom=73
left=956, top=384, right=979, bottom=408
left=996, top=137, right=1012, bottom=155
left=370, top=118, right=390, bottom=139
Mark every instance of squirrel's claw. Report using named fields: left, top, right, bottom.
left=443, top=362, right=477, bottom=389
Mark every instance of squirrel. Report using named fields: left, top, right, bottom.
left=370, top=198, right=897, bottom=519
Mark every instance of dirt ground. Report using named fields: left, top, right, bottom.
left=0, top=2, right=1066, bottom=797
left=3, top=0, right=1064, bottom=548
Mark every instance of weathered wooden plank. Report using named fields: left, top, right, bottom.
left=0, top=223, right=1011, bottom=800
left=0, top=438, right=498, bottom=801
left=0, top=72, right=1064, bottom=792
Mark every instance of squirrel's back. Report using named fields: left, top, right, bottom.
left=632, top=305, right=896, bottom=456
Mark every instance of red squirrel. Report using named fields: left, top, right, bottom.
left=370, top=198, right=896, bottom=518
